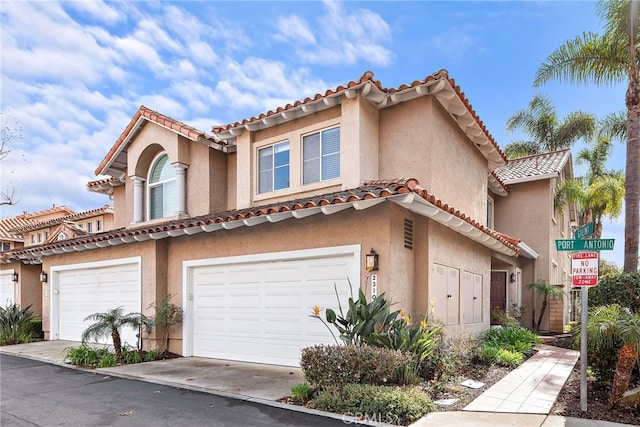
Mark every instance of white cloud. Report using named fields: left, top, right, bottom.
left=66, top=0, right=123, bottom=26
left=289, top=0, right=392, bottom=66
left=275, top=15, right=316, bottom=45
left=429, top=25, right=484, bottom=62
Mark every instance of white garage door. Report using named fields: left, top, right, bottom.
left=185, top=246, right=359, bottom=366
left=0, top=271, right=15, bottom=306
left=52, top=258, right=141, bottom=346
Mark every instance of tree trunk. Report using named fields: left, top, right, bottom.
left=111, top=329, right=123, bottom=361
left=536, top=296, right=548, bottom=332
left=623, top=84, right=640, bottom=272
left=609, top=342, right=638, bottom=406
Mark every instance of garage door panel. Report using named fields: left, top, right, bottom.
left=56, top=262, right=140, bottom=346
left=0, top=272, right=15, bottom=306
left=190, top=251, right=356, bottom=366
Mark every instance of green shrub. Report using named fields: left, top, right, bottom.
left=589, top=272, right=640, bottom=313
left=64, top=345, right=110, bottom=367
left=300, top=344, right=414, bottom=389
left=98, top=352, right=118, bottom=368
left=479, top=344, right=523, bottom=367
left=425, top=332, right=478, bottom=381
left=291, top=382, right=313, bottom=400
left=312, top=384, right=434, bottom=425
left=144, top=348, right=159, bottom=362
left=121, top=347, right=143, bottom=364
left=490, top=308, right=520, bottom=327
left=575, top=304, right=640, bottom=385
left=0, top=303, right=36, bottom=345
left=482, top=327, right=540, bottom=355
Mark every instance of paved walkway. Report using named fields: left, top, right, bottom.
left=463, top=344, right=580, bottom=414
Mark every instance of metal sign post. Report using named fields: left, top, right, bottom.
left=570, top=250, right=601, bottom=413
left=581, top=286, right=588, bottom=411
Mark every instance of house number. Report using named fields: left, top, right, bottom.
left=371, top=274, right=378, bottom=299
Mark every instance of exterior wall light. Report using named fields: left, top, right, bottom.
left=12, top=272, right=19, bottom=283
left=510, top=273, right=516, bottom=283
left=365, top=249, right=379, bottom=272
left=40, top=272, right=48, bottom=283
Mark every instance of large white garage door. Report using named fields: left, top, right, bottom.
left=52, top=258, right=141, bottom=346
left=0, top=271, right=15, bottom=306
left=185, top=246, right=359, bottom=366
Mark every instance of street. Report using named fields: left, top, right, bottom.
left=0, top=354, right=345, bottom=427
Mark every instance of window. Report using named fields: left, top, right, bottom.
left=97, top=219, right=103, bottom=231
left=45, top=231, right=49, bottom=239
left=30, top=235, right=35, bottom=244
left=303, top=126, right=340, bottom=184
left=487, top=197, right=494, bottom=229
left=0, top=242, right=10, bottom=252
left=148, top=154, right=177, bottom=220
left=87, top=222, right=93, bottom=233
left=37, top=233, right=42, bottom=242
left=258, top=141, right=289, bottom=193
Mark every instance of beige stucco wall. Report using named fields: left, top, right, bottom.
left=0, top=263, right=41, bottom=315
left=39, top=240, right=160, bottom=340
left=428, top=221, right=492, bottom=335
left=378, top=97, right=487, bottom=222
left=111, top=185, right=127, bottom=228
left=494, top=177, right=573, bottom=332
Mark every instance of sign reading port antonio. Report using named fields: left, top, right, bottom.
left=555, top=238, right=615, bottom=251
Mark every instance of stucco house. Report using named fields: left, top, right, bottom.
left=0, top=70, right=574, bottom=366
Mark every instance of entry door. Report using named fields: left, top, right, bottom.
left=490, top=271, right=506, bottom=311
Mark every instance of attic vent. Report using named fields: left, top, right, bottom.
left=403, top=218, right=414, bottom=250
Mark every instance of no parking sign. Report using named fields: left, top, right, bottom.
left=572, top=251, right=599, bottom=287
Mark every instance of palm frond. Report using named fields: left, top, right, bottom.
left=534, top=32, right=628, bottom=87
left=503, top=141, right=541, bottom=159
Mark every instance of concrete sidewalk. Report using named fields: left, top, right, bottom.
left=1, top=341, right=636, bottom=427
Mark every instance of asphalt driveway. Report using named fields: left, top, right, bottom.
left=1, top=353, right=347, bottom=426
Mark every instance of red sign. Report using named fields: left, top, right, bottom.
left=572, top=252, right=599, bottom=287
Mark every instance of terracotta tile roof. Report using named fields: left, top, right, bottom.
left=43, top=222, right=89, bottom=244
left=0, top=214, right=34, bottom=242
left=494, top=149, right=571, bottom=184
left=86, top=177, right=124, bottom=195
left=95, top=105, right=226, bottom=177
left=9, top=205, right=113, bottom=233
left=212, top=70, right=508, bottom=166
left=21, top=206, right=75, bottom=220
left=2, top=179, right=520, bottom=263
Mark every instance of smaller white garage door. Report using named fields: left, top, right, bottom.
left=185, top=246, right=360, bottom=366
left=0, top=271, right=16, bottom=306
left=52, top=258, right=141, bottom=346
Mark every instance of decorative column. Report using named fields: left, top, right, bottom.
left=132, top=176, right=145, bottom=223
left=174, top=163, right=188, bottom=216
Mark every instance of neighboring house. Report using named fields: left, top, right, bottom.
left=0, top=70, right=573, bottom=366
left=0, top=206, right=74, bottom=310
left=493, top=150, right=576, bottom=332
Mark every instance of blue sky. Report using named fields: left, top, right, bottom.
left=0, top=1, right=628, bottom=266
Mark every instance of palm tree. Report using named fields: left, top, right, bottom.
left=555, top=137, right=625, bottom=238
left=503, top=94, right=596, bottom=159
left=81, top=307, right=144, bottom=361
left=585, top=304, right=640, bottom=406
left=534, top=0, right=639, bottom=272
left=528, top=279, right=565, bottom=332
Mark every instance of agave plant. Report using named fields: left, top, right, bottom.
left=0, top=303, right=36, bottom=345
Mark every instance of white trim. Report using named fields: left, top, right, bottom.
left=182, top=244, right=361, bottom=357
left=50, top=256, right=142, bottom=340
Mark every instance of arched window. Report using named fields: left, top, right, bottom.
left=148, top=154, right=177, bottom=220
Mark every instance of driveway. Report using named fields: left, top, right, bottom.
left=1, top=353, right=347, bottom=426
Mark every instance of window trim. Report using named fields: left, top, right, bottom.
left=146, top=152, right=177, bottom=221
left=302, top=125, right=341, bottom=185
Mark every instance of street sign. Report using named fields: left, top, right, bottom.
left=572, top=252, right=599, bottom=287
left=574, top=222, right=594, bottom=239
left=556, top=239, right=614, bottom=251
